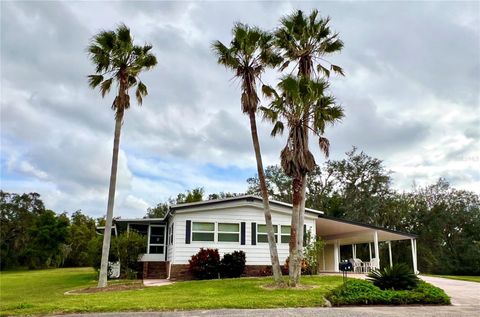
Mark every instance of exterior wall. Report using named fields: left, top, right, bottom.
left=321, top=243, right=335, bottom=272
left=166, top=219, right=175, bottom=262
left=170, top=202, right=317, bottom=266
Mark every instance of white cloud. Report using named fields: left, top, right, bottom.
left=1, top=1, right=478, bottom=219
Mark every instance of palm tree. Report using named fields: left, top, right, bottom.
left=275, top=9, right=344, bottom=79
left=274, top=9, right=345, bottom=277
left=212, top=23, right=284, bottom=284
left=87, top=24, right=157, bottom=288
left=262, top=75, right=344, bottom=286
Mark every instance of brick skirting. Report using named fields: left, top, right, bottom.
left=167, top=264, right=287, bottom=281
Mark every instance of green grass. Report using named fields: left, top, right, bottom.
left=427, top=275, right=480, bottom=283
left=0, top=268, right=343, bottom=316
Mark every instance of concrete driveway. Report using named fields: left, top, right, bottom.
left=419, top=275, right=480, bottom=306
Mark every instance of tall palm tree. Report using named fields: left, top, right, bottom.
left=262, top=75, right=344, bottom=286
left=87, top=24, right=157, bottom=288
left=274, top=9, right=345, bottom=275
left=212, top=23, right=284, bottom=284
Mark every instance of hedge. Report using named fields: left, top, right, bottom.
left=326, top=279, right=450, bottom=306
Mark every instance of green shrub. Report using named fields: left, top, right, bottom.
left=220, top=251, right=246, bottom=278
left=367, top=263, right=419, bottom=290
left=326, top=279, right=450, bottom=306
left=90, top=232, right=146, bottom=279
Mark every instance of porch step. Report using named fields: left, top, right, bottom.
left=143, top=262, right=168, bottom=279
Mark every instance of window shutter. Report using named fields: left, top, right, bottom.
left=240, top=222, right=246, bottom=245
left=303, top=224, right=307, bottom=246
left=185, top=220, right=191, bottom=244
left=251, top=222, right=256, bottom=245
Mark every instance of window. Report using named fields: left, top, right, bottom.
left=280, top=225, right=291, bottom=243
left=257, top=224, right=278, bottom=243
left=149, top=226, right=165, bottom=254
left=218, top=223, right=239, bottom=242
left=192, top=222, right=215, bottom=242
left=168, top=223, right=174, bottom=245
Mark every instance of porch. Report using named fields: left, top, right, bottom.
left=316, top=215, right=418, bottom=274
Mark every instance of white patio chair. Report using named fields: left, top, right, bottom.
left=352, top=258, right=363, bottom=273
left=370, top=258, right=380, bottom=270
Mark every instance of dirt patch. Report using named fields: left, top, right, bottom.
left=261, top=283, right=317, bottom=290
left=65, top=281, right=144, bottom=295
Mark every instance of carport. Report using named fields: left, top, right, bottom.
left=316, top=215, right=418, bottom=274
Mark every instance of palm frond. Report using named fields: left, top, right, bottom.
left=100, top=78, right=113, bottom=97
left=319, top=136, right=330, bottom=157
left=317, top=64, right=330, bottom=78
left=331, top=64, right=345, bottom=76
left=87, top=75, right=104, bottom=89
left=271, top=121, right=284, bottom=136
left=136, top=81, right=148, bottom=105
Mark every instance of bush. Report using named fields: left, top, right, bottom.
left=189, top=248, right=221, bottom=279
left=303, top=230, right=324, bottom=275
left=220, top=251, right=246, bottom=278
left=284, top=256, right=309, bottom=274
left=91, top=232, right=146, bottom=279
left=367, top=263, right=419, bottom=290
left=326, top=279, right=450, bottom=306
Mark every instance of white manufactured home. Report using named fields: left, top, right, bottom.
left=109, top=195, right=418, bottom=280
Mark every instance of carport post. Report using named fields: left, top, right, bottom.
left=369, top=242, right=372, bottom=261
left=411, top=238, right=418, bottom=274
left=388, top=241, right=393, bottom=267
left=352, top=244, right=356, bottom=259
left=334, top=240, right=340, bottom=272
left=374, top=230, right=380, bottom=269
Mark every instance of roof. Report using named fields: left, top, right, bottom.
left=114, top=195, right=324, bottom=223
left=170, top=195, right=324, bottom=215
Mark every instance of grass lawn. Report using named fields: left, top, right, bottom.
left=427, top=275, right=480, bottom=283
left=0, top=267, right=343, bottom=316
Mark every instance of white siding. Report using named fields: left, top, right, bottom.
left=170, top=202, right=317, bottom=265
left=166, top=217, right=175, bottom=262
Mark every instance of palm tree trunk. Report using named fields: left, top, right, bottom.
left=248, top=111, right=283, bottom=284
left=297, top=175, right=307, bottom=261
left=289, top=175, right=303, bottom=286
left=97, top=112, right=123, bottom=288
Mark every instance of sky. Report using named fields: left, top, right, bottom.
left=1, top=1, right=479, bottom=219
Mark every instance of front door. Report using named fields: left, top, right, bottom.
left=148, top=225, right=166, bottom=261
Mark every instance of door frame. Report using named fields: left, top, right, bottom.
left=147, top=224, right=167, bottom=261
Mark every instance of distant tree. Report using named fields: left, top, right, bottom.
left=0, top=191, right=45, bottom=269
left=25, top=210, right=70, bottom=269
left=327, top=147, right=393, bottom=224
left=145, top=188, right=204, bottom=219
left=176, top=187, right=204, bottom=204
left=213, top=23, right=284, bottom=284
left=64, top=210, right=97, bottom=267
left=87, top=24, right=157, bottom=287
left=207, top=192, right=243, bottom=200
left=145, top=202, right=170, bottom=219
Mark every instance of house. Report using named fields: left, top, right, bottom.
left=110, top=195, right=418, bottom=280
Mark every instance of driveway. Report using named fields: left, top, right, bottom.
left=419, top=275, right=480, bottom=306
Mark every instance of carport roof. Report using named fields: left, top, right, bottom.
left=317, top=214, right=417, bottom=245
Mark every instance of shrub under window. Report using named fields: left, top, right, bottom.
left=188, top=248, right=220, bottom=279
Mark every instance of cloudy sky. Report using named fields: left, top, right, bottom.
left=1, top=1, right=479, bottom=219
